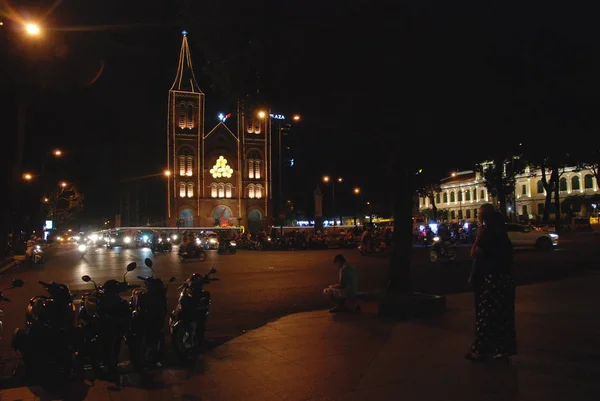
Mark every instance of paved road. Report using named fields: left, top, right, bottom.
left=1, top=233, right=599, bottom=381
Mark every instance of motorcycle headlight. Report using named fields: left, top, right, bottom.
left=433, top=236, right=440, bottom=242
left=196, top=238, right=201, bottom=244
left=35, top=245, right=41, bottom=250
left=143, top=235, right=149, bottom=243
left=230, top=241, right=236, bottom=246
left=78, top=244, right=87, bottom=252
left=209, top=238, right=216, bottom=244
left=124, top=236, right=131, bottom=244
left=110, top=238, right=116, bottom=243
left=158, top=238, right=162, bottom=243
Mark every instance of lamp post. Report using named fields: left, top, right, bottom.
left=451, top=172, right=463, bottom=222
left=353, top=187, right=362, bottom=225
left=323, top=175, right=343, bottom=229
left=164, top=170, right=172, bottom=222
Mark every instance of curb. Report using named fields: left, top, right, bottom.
left=0, top=260, right=21, bottom=275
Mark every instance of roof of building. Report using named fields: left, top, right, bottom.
left=170, top=32, right=202, bottom=93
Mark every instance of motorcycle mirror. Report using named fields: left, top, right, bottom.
left=144, top=258, right=153, bottom=268
left=81, top=275, right=92, bottom=282
left=11, top=278, right=25, bottom=288
left=126, top=262, right=137, bottom=272
left=169, top=277, right=176, bottom=283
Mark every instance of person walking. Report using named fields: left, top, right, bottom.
left=467, top=203, right=517, bottom=361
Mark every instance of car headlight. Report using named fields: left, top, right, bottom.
left=209, top=239, right=216, bottom=244
left=549, top=233, right=559, bottom=239
left=172, top=235, right=178, bottom=240
left=158, top=238, right=162, bottom=243
left=124, top=236, right=131, bottom=244
left=433, top=236, right=440, bottom=242
left=143, top=235, right=149, bottom=242
left=196, top=238, right=201, bottom=244
left=110, top=238, right=116, bottom=243
left=78, top=244, right=87, bottom=252
left=230, top=241, right=237, bottom=246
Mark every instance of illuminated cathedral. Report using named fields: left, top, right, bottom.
left=166, top=32, right=271, bottom=233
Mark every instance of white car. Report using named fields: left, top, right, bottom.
left=506, top=224, right=558, bottom=251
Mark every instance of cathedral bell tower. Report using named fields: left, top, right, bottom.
left=166, top=31, right=205, bottom=227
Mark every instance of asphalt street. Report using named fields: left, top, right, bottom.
left=1, top=233, right=599, bottom=381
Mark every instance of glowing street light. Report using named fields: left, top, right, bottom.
left=53, top=149, right=63, bottom=157
left=43, top=197, right=49, bottom=203
left=164, top=170, right=171, bottom=177
left=60, top=181, right=67, bottom=188
left=451, top=172, right=457, bottom=177
left=23, top=173, right=33, bottom=181
left=353, top=187, right=361, bottom=195
left=292, top=114, right=301, bottom=121
left=257, top=110, right=267, bottom=119
left=25, top=23, right=41, bottom=36
left=323, top=175, right=330, bottom=183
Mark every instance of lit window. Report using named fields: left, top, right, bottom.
left=255, top=184, right=263, bottom=199
left=179, top=156, right=186, bottom=176
left=187, top=104, right=194, bottom=128
left=254, top=121, right=260, bottom=134
left=187, top=183, right=194, bottom=198
left=186, top=156, right=193, bottom=176
left=255, top=160, right=261, bottom=179
left=179, top=182, right=186, bottom=198
left=225, top=183, right=232, bottom=198
left=248, top=160, right=254, bottom=179
left=218, top=183, right=225, bottom=198
left=179, top=104, right=185, bottom=128
left=248, top=184, right=255, bottom=198
left=210, top=183, right=217, bottom=198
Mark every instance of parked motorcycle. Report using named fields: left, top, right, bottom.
left=1, top=279, right=24, bottom=340
left=178, top=244, right=207, bottom=262
left=127, top=258, right=175, bottom=370
left=150, top=237, right=172, bottom=254
left=358, top=240, right=387, bottom=256
left=428, top=236, right=456, bottom=263
left=77, top=262, right=139, bottom=379
left=169, top=267, right=219, bottom=362
left=12, top=280, right=77, bottom=380
left=217, top=239, right=237, bottom=254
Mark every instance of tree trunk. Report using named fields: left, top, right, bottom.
left=540, top=162, right=554, bottom=224
left=494, top=158, right=507, bottom=216
left=428, top=193, right=438, bottom=221
left=388, top=168, right=413, bottom=294
left=552, top=167, right=561, bottom=232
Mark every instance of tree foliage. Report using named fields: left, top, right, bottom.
left=44, top=184, right=84, bottom=227
left=415, top=169, right=442, bottom=221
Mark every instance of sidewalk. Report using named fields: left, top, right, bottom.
left=2, top=273, right=599, bottom=401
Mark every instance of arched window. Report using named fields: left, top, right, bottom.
left=443, top=192, right=448, bottom=203
left=435, top=193, right=441, bottom=204
left=559, top=177, right=567, bottom=191
left=218, top=183, right=225, bottom=198
left=450, top=192, right=455, bottom=202
left=571, top=176, right=580, bottom=191
left=584, top=174, right=594, bottom=189
left=179, top=182, right=186, bottom=198
left=186, top=104, right=194, bottom=128
left=457, top=191, right=463, bottom=202
left=187, top=183, right=194, bottom=198
left=210, top=183, right=218, bottom=198
left=179, top=156, right=186, bottom=176
left=186, top=156, right=193, bottom=176
left=248, top=160, right=254, bottom=179
left=178, top=104, right=186, bottom=128
left=465, top=190, right=471, bottom=201
left=473, top=189, right=477, bottom=200
left=480, top=189, right=485, bottom=199
left=225, top=183, right=232, bottom=198
left=537, top=180, right=544, bottom=194
left=255, top=160, right=261, bottom=179
left=255, top=184, right=263, bottom=199
left=247, top=184, right=255, bottom=198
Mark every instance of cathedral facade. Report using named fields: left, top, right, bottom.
left=166, top=32, right=271, bottom=233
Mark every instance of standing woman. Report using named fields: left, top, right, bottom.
left=467, top=204, right=517, bottom=360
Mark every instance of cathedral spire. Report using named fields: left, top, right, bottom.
left=170, top=30, right=202, bottom=93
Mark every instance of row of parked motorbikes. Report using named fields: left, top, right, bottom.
left=0, top=258, right=219, bottom=383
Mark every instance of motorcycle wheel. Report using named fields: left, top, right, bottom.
left=231, top=248, right=236, bottom=254
left=199, top=251, right=207, bottom=261
left=429, top=250, right=439, bottom=263
left=129, top=334, right=148, bottom=371
left=172, top=323, right=198, bottom=362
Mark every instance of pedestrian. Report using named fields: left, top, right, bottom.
left=323, top=254, right=360, bottom=313
left=467, top=203, right=517, bottom=361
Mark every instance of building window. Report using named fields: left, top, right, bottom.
left=480, top=189, right=485, bottom=199
left=466, top=209, right=471, bottom=219
left=186, top=156, right=193, bottom=176
left=537, top=203, right=544, bottom=215
left=443, top=192, right=448, bottom=203
left=450, top=210, right=455, bottom=220
left=179, top=156, right=186, bottom=176
left=179, top=182, right=186, bottom=198
left=248, top=184, right=255, bottom=198
left=559, top=177, right=567, bottom=192
left=537, top=180, right=544, bottom=194
left=571, top=176, right=580, bottom=191
left=435, top=193, right=441, bottom=204
left=473, top=189, right=477, bottom=201
left=187, top=104, right=194, bottom=128
left=255, top=160, right=261, bottom=179
left=458, top=210, right=463, bottom=219
left=187, top=183, right=194, bottom=198
left=522, top=184, right=527, bottom=195
left=474, top=208, right=478, bottom=218
left=450, top=192, right=455, bottom=202
left=218, top=183, right=225, bottom=198
left=584, top=174, right=594, bottom=189
left=457, top=191, right=463, bottom=202
left=179, top=104, right=185, bottom=128
left=523, top=205, right=528, bottom=216
left=225, top=183, right=232, bottom=198
left=255, top=184, right=263, bottom=199
left=465, top=190, right=470, bottom=201
left=248, top=160, right=254, bottom=179
left=210, top=183, right=218, bottom=198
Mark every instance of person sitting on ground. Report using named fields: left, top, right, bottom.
left=323, top=254, right=360, bottom=313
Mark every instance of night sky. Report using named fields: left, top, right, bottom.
left=2, top=1, right=598, bottom=224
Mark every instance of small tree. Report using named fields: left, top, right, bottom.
left=43, top=183, right=83, bottom=227
left=580, top=149, right=600, bottom=189
left=477, top=158, right=524, bottom=218
left=415, top=169, right=441, bottom=221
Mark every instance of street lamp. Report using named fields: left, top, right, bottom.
left=353, top=187, right=363, bottom=225
left=23, top=173, right=33, bottom=181
left=452, top=171, right=463, bottom=222
left=164, top=170, right=171, bottom=220
left=60, top=181, right=67, bottom=188
left=25, top=23, right=41, bottom=36
left=53, top=149, right=63, bottom=157
left=257, top=110, right=266, bottom=119
left=323, top=175, right=343, bottom=229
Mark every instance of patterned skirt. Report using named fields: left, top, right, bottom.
left=471, top=272, right=517, bottom=356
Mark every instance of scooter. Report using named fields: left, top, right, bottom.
left=178, top=244, right=207, bottom=262
left=150, top=237, right=172, bottom=254
left=12, top=280, right=77, bottom=380
left=429, top=236, right=457, bottom=263
left=29, top=244, right=44, bottom=264
left=127, top=258, right=175, bottom=370
left=169, top=267, right=219, bottom=362
left=1, top=279, right=24, bottom=340
left=217, top=239, right=237, bottom=254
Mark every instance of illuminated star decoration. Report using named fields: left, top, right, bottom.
left=210, top=156, right=233, bottom=179
left=182, top=30, right=188, bottom=36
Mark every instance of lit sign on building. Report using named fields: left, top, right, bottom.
left=269, top=114, right=285, bottom=120
left=45, top=220, right=53, bottom=230
left=218, top=112, right=231, bottom=122
left=210, top=156, right=233, bottom=179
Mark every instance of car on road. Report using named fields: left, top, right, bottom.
left=506, top=224, right=558, bottom=251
